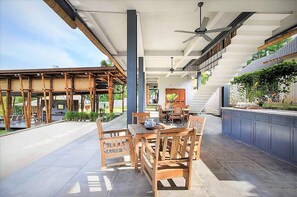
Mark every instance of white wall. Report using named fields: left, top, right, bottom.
left=204, top=87, right=221, bottom=116
left=158, top=76, right=192, bottom=107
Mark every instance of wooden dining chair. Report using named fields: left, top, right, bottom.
left=141, top=127, right=197, bottom=197
left=132, top=112, right=150, bottom=124
left=158, top=105, right=167, bottom=122
left=186, top=115, right=206, bottom=160
left=168, top=106, right=183, bottom=124
left=96, top=118, right=134, bottom=169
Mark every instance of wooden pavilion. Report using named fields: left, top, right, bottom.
left=0, top=66, right=126, bottom=130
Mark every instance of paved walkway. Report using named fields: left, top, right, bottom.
left=0, top=114, right=296, bottom=197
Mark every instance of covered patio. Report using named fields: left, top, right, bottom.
left=1, top=0, right=297, bottom=196
left=0, top=113, right=296, bottom=196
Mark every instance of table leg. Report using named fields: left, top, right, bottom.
left=134, top=136, right=140, bottom=172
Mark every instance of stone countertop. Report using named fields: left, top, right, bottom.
left=221, top=107, right=297, bottom=117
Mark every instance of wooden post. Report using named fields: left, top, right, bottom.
left=70, top=77, right=74, bottom=111
left=27, top=78, right=32, bottom=128
left=12, top=96, right=16, bottom=114
left=37, top=97, right=41, bottom=123
left=0, top=88, right=8, bottom=130
left=89, top=73, right=95, bottom=112
left=80, top=95, right=85, bottom=112
left=122, top=84, right=125, bottom=113
left=41, top=74, right=49, bottom=123
left=92, top=77, right=96, bottom=112
left=49, top=78, right=53, bottom=123
left=6, top=79, right=12, bottom=130
left=108, top=73, right=114, bottom=113
left=64, top=73, right=70, bottom=111
left=19, top=75, right=30, bottom=128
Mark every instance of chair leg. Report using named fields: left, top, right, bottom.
left=100, top=143, right=106, bottom=169
left=186, top=174, right=191, bottom=190
left=101, top=155, right=106, bottom=169
left=141, top=143, right=145, bottom=174
left=129, top=141, right=135, bottom=167
left=152, top=177, right=158, bottom=197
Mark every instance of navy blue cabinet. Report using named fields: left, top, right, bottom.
left=271, top=124, right=291, bottom=159
left=231, top=117, right=241, bottom=138
left=292, top=127, right=297, bottom=162
left=240, top=118, right=252, bottom=143
left=222, top=108, right=297, bottom=164
left=222, top=112, right=231, bottom=134
left=254, top=121, right=271, bottom=151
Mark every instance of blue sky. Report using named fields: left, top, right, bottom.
left=0, top=0, right=107, bottom=70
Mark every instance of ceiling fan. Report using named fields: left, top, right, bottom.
left=174, top=2, right=232, bottom=43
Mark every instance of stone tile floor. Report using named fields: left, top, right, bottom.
left=0, top=113, right=296, bottom=197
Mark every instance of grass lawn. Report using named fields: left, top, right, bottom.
left=263, top=102, right=297, bottom=111
left=0, top=130, right=9, bottom=135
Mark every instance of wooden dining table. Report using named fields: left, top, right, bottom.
left=128, top=123, right=171, bottom=172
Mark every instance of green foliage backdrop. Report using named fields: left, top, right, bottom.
left=231, top=61, right=297, bottom=104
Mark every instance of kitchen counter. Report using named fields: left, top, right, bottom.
left=222, top=107, right=297, bottom=164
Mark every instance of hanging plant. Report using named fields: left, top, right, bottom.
left=231, top=60, right=297, bottom=104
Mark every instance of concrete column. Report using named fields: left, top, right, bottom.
left=197, top=71, right=202, bottom=88
left=138, top=57, right=145, bottom=112
left=222, top=85, right=230, bottom=107
left=127, top=10, right=137, bottom=124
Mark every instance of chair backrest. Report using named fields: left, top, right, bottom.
left=173, top=106, right=182, bottom=114
left=132, top=112, right=150, bottom=124
left=96, top=118, right=104, bottom=139
left=154, top=127, right=197, bottom=165
left=158, top=105, right=163, bottom=115
left=186, top=115, right=206, bottom=135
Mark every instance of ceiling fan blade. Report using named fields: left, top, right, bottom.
left=200, top=17, right=210, bottom=30
left=206, top=26, right=232, bottom=33
left=202, top=34, right=212, bottom=42
left=182, top=35, right=199, bottom=43
left=175, top=30, right=196, bottom=34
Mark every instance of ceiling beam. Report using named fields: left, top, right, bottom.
left=113, top=50, right=202, bottom=59
left=81, top=12, right=117, bottom=54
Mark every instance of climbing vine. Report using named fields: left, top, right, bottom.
left=231, top=60, right=297, bottom=104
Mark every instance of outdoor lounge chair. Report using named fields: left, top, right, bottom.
left=186, top=115, right=206, bottom=160
left=141, top=127, right=197, bottom=197
left=96, top=118, right=134, bottom=169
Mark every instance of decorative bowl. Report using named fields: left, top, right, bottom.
left=144, top=119, right=157, bottom=129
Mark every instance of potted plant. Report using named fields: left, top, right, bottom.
left=166, top=93, right=178, bottom=109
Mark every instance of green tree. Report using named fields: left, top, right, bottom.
left=100, top=59, right=113, bottom=67
left=247, top=37, right=293, bottom=65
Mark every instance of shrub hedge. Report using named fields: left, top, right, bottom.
left=65, top=111, right=118, bottom=122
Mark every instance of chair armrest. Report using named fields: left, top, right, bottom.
left=141, top=137, right=155, bottom=155
left=103, top=129, right=129, bottom=134
left=103, top=129, right=130, bottom=137
left=101, top=135, right=132, bottom=142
